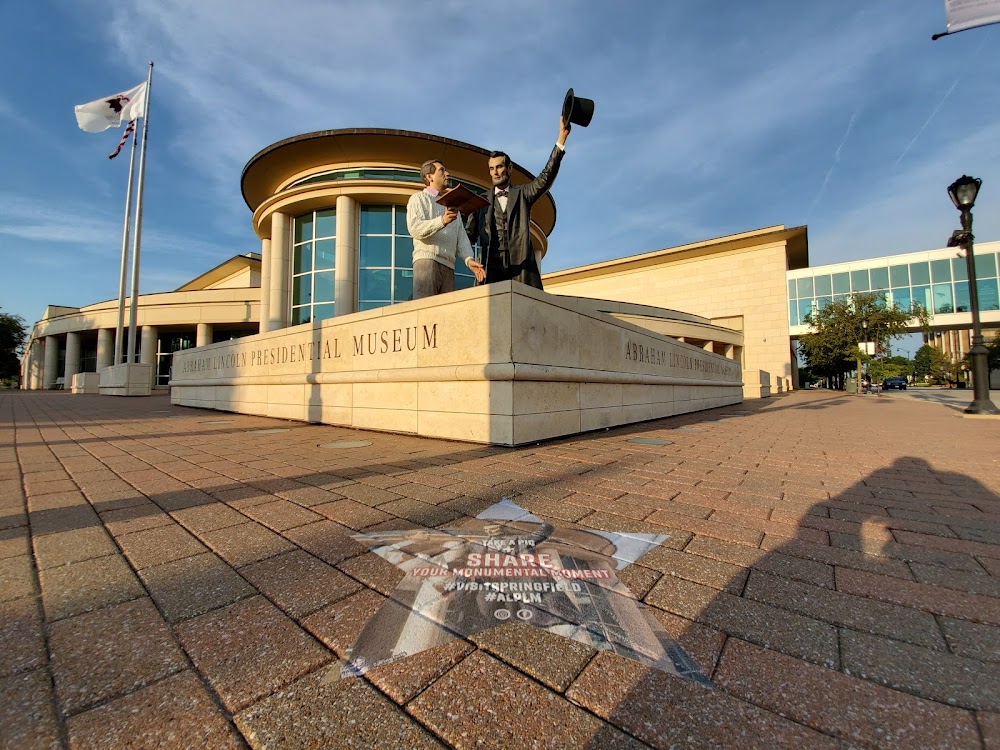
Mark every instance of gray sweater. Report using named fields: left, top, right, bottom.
left=406, top=188, right=475, bottom=270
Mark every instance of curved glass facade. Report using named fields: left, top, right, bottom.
left=292, top=209, right=336, bottom=325
left=292, top=201, right=480, bottom=319
left=355, top=205, right=477, bottom=311
left=358, top=206, right=413, bottom=311
left=788, top=251, right=1000, bottom=326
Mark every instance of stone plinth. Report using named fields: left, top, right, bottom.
left=71, top=372, right=101, bottom=394
left=99, top=363, right=153, bottom=397
left=169, top=283, right=743, bottom=445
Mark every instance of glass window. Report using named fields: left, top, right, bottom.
left=797, top=299, right=813, bottom=323
left=294, top=215, right=313, bottom=243
left=814, top=274, right=832, bottom=296
left=360, top=236, right=392, bottom=267
left=816, top=296, right=832, bottom=310
left=891, top=287, right=911, bottom=312
left=315, top=209, right=336, bottom=238
left=394, top=236, right=414, bottom=268
left=952, top=256, right=968, bottom=281
left=360, top=206, right=392, bottom=235
left=850, top=269, right=869, bottom=291
left=313, top=303, right=335, bottom=322
left=788, top=279, right=797, bottom=300
left=359, top=269, right=392, bottom=300
left=932, top=283, right=954, bottom=314
left=455, top=263, right=476, bottom=290
left=293, top=244, right=312, bottom=274
left=797, top=277, right=813, bottom=299
left=930, top=259, right=951, bottom=283
left=975, top=252, right=997, bottom=279
left=954, top=281, right=969, bottom=313
left=978, top=278, right=1000, bottom=311
left=889, top=264, right=909, bottom=287
left=315, top=239, right=335, bottom=270
left=394, top=269, right=414, bottom=303
left=911, top=285, right=931, bottom=312
left=358, top=204, right=413, bottom=310
left=293, top=275, right=311, bottom=306
left=869, top=267, right=889, bottom=290
left=292, top=210, right=336, bottom=325
left=789, top=301, right=799, bottom=326
left=909, top=262, right=930, bottom=285
left=395, top=209, right=409, bottom=236
left=315, top=274, right=335, bottom=303
left=832, top=272, right=850, bottom=294
left=833, top=293, right=849, bottom=304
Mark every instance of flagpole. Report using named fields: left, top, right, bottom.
left=126, top=61, right=153, bottom=366
left=113, top=124, right=138, bottom=366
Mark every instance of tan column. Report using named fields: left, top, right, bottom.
left=43, top=335, right=59, bottom=389
left=64, top=331, right=81, bottom=385
left=961, top=329, right=971, bottom=356
left=267, top=212, right=289, bottom=331
left=335, top=195, right=358, bottom=317
left=724, top=344, right=735, bottom=360
left=26, top=341, right=43, bottom=389
left=97, top=329, right=114, bottom=370
left=702, top=340, right=713, bottom=353
left=259, top=237, right=271, bottom=333
left=676, top=337, right=686, bottom=344
left=196, top=323, right=213, bottom=348
left=140, top=325, right=158, bottom=365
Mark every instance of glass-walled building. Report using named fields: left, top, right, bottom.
left=787, top=242, right=1000, bottom=334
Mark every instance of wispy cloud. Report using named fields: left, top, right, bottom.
left=808, top=108, right=860, bottom=218
left=3, top=0, right=1000, bottom=323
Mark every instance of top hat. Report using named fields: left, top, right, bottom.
left=562, top=88, right=594, bottom=128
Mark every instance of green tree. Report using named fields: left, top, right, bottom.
left=913, top=344, right=951, bottom=383
left=986, top=338, right=1000, bottom=373
left=798, top=292, right=925, bottom=393
left=881, top=355, right=914, bottom=379
left=0, top=310, right=28, bottom=384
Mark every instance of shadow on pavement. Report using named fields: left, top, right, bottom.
left=4, top=390, right=998, bottom=748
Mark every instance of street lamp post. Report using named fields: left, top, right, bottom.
left=947, top=175, right=999, bottom=415
left=861, top=319, right=868, bottom=394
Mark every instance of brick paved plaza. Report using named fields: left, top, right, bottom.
left=2, top=388, right=998, bottom=749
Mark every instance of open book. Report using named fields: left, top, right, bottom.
left=436, top=185, right=490, bottom=215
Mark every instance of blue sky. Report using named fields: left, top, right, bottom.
left=1, top=0, right=998, bottom=331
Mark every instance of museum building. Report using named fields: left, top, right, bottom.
left=22, top=128, right=808, bottom=400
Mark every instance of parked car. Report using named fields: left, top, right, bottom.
left=882, top=376, right=907, bottom=390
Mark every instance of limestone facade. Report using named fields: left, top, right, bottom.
left=170, top=283, right=743, bottom=446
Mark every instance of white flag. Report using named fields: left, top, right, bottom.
left=945, top=0, right=1000, bottom=33
left=74, top=81, right=147, bottom=133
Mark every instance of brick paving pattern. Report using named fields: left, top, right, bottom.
left=1, top=388, right=998, bottom=749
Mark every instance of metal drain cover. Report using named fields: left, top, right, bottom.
left=626, top=438, right=673, bottom=446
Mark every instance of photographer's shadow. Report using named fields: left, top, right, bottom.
left=569, top=457, right=999, bottom=749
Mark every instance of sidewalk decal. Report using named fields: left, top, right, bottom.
left=342, top=499, right=710, bottom=686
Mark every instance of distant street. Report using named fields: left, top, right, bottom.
left=861, top=386, right=1000, bottom=412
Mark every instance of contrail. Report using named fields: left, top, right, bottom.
left=895, top=35, right=988, bottom=167
left=894, top=78, right=959, bottom=167
left=808, top=108, right=858, bottom=218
